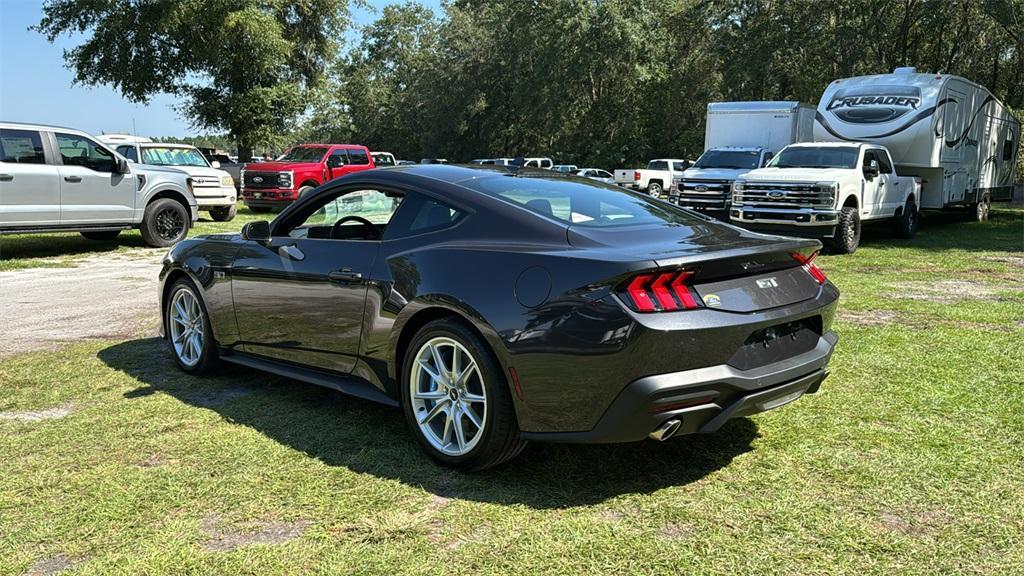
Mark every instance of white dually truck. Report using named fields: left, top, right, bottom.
left=670, top=101, right=814, bottom=213
left=731, top=67, right=1020, bottom=253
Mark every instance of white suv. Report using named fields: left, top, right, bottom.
left=100, top=136, right=238, bottom=221
left=0, top=122, right=197, bottom=247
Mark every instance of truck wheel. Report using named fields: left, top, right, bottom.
left=80, top=230, right=121, bottom=241
left=140, top=198, right=190, bottom=248
left=828, top=206, right=861, bottom=255
left=648, top=182, right=663, bottom=197
left=891, top=197, right=918, bottom=239
left=209, top=204, right=237, bottom=222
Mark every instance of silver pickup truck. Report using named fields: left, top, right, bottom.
left=0, top=122, right=197, bottom=247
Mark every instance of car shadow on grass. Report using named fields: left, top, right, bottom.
left=101, top=337, right=759, bottom=509
left=855, top=208, right=1023, bottom=253
left=0, top=232, right=151, bottom=263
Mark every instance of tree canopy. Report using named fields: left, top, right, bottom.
left=36, top=0, right=350, bottom=160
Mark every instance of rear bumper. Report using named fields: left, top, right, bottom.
left=520, top=331, right=837, bottom=444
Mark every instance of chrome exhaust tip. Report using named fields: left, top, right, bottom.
left=649, top=419, right=682, bottom=442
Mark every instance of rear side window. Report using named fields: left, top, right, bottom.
left=385, top=193, right=465, bottom=238
left=348, top=149, right=370, bottom=165
left=0, top=129, right=46, bottom=164
left=55, top=133, right=116, bottom=172
left=1004, top=133, right=1015, bottom=161
left=116, top=145, right=138, bottom=162
left=648, top=160, right=668, bottom=170
left=465, top=175, right=703, bottom=228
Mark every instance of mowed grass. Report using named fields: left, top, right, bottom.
left=0, top=202, right=266, bottom=271
left=1, top=208, right=1023, bottom=575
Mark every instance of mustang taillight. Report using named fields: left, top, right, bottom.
left=621, top=270, right=701, bottom=312
left=792, top=251, right=827, bottom=285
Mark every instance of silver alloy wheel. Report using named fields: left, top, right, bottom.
left=169, top=287, right=205, bottom=367
left=410, top=336, right=487, bottom=456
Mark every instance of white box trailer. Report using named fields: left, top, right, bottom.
left=704, top=101, right=815, bottom=153
left=814, top=67, right=1021, bottom=213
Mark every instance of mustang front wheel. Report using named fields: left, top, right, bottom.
left=401, top=319, right=525, bottom=470
left=166, top=278, right=218, bottom=374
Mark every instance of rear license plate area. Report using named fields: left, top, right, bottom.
left=727, top=317, right=822, bottom=371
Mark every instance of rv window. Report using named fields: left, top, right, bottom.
left=1004, top=134, right=1015, bottom=161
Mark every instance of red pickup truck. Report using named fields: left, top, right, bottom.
left=240, top=144, right=376, bottom=211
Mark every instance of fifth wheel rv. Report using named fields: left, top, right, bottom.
left=814, top=67, right=1020, bottom=221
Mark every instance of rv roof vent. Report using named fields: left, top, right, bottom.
left=893, top=66, right=917, bottom=74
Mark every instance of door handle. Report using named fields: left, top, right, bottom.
left=278, top=244, right=305, bottom=261
left=0, top=174, right=12, bottom=182
left=328, top=268, right=362, bottom=282
left=64, top=175, right=82, bottom=183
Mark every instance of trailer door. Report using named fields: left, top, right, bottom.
left=940, top=87, right=967, bottom=163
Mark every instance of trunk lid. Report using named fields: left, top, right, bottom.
left=570, top=220, right=823, bottom=312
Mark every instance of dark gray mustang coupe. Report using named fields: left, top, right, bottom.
left=159, top=164, right=839, bottom=470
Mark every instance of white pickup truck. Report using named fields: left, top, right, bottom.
left=730, top=142, right=921, bottom=254
left=614, top=159, right=689, bottom=197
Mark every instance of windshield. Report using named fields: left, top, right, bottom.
left=278, top=146, right=329, bottom=163
left=463, top=175, right=704, bottom=228
left=768, top=146, right=860, bottom=169
left=140, top=147, right=209, bottom=167
left=694, top=149, right=761, bottom=170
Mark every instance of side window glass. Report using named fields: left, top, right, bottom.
left=286, top=189, right=404, bottom=240
left=877, top=151, right=894, bottom=174
left=0, top=129, right=46, bottom=164
left=117, top=146, right=138, bottom=162
left=540, top=159, right=552, bottom=169
left=55, top=133, right=116, bottom=172
left=1004, top=134, right=1015, bottom=161
left=408, top=197, right=463, bottom=232
left=327, top=149, right=348, bottom=168
left=348, top=149, right=370, bottom=165
left=861, top=150, right=875, bottom=170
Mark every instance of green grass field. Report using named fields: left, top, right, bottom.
left=1, top=206, right=1022, bottom=575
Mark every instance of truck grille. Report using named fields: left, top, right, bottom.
left=680, top=179, right=731, bottom=194
left=243, top=171, right=282, bottom=189
left=734, top=183, right=834, bottom=208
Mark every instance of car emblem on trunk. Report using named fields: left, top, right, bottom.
left=756, top=277, right=780, bottom=288
left=768, top=190, right=785, bottom=198
left=253, top=176, right=263, bottom=183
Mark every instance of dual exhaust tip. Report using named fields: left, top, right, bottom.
left=649, top=418, right=682, bottom=442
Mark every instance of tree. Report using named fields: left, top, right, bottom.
left=36, top=0, right=350, bottom=161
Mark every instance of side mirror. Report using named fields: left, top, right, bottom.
left=865, top=159, right=880, bottom=179
left=116, top=158, right=130, bottom=174
left=241, top=220, right=271, bottom=243
left=211, top=160, right=221, bottom=169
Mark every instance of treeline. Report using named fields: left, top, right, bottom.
left=304, top=0, right=1024, bottom=169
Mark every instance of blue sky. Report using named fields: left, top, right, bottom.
left=0, top=0, right=439, bottom=137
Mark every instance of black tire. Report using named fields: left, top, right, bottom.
left=297, top=185, right=315, bottom=201
left=400, top=318, right=526, bottom=471
left=648, top=182, right=663, bottom=197
left=891, top=197, right=918, bottom=239
left=209, top=204, right=237, bottom=222
left=164, top=277, right=219, bottom=375
left=248, top=205, right=272, bottom=214
left=828, top=206, right=861, bottom=254
left=80, top=230, right=121, bottom=241
left=140, top=198, right=190, bottom=247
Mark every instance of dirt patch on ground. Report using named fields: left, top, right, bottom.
left=23, top=554, right=79, bottom=575
left=837, top=309, right=1015, bottom=332
left=0, top=401, right=75, bottom=423
left=885, top=280, right=1020, bottom=303
left=201, top=514, right=312, bottom=552
left=0, top=250, right=163, bottom=358
left=878, top=507, right=953, bottom=538
left=659, top=522, right=695, bottom=541
left=837, top=310, right=902, bottom=327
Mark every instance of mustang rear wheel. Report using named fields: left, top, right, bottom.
left=166, top=278, right=218, bottom=374
left=401, top=319, right=526, bottom=470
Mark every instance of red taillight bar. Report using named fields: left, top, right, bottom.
left=792, top=251, right=827, bottom=285
left=621, top=270, right=701, bottom=313
left=633, top=170, right=641, bottom=181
